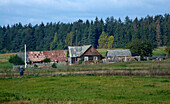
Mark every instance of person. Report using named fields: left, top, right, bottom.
left=19, top=66, right=25, bottom=77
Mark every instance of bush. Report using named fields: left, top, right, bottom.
left=9, top=55, right=24, bottom=65
left=52, top=63, right=57, bottom=68
left=43, top=58, right=51, bottom=63
left=28, top=61, right=32, bottom=65
left=34, top=64, right=38, bottom=68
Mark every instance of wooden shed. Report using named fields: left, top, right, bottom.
left=106, top=49, right=132, bottom=62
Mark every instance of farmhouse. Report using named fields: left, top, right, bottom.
left=68, top=45, right=103, bottom=64
left=106, top=49, right=132, bottom=62
left=28, top=50, right=67, bottom=63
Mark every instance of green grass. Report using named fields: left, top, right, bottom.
left=152, top=47, right=166, bottom=55
left=97, top=49, right=107, bottom=57
left=0, top=62, right=13, bottom=69
left=0, top=76, right=169, bottom=103
left=0, top=53, right=16, bottom=62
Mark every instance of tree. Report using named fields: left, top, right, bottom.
left=156, top=17, right=162, bottom=47
left=164, top=42, right=170, bottom=57
left=126, top=40, right=155, bottom=58
left=0, top=14, right=169, bottom=52
left=9, top=55, right=24, bottom=65
left=50, top=32, right=58, bottom=50
left=88, top=25, right=95, bottom=46
left=43, top=58, right=51, bottom=63
left=65, top=32, right=74, bottom=47
left=98, top=31, right=108, bottom=49
left=107, top=36, right=114, bottom=49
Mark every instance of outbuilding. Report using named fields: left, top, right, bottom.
left=106, top=49, right=132, bottom=62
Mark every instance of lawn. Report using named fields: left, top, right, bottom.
left=0, top=76, right=169, bottom=103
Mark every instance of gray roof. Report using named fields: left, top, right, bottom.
left=107, top=49, right=132, bottom=57
left=17, top=52, right=29, bottom=62
left=68, top=45, right=91, bottom=57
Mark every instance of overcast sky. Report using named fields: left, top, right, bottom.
left=0, top=0, right=169, bottom=26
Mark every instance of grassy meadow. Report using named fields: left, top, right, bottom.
left=0, top=48, right=169, bottom=103
left=0, top=76, right=170, bottom=103
left=152, top=47, right=167, bottom=55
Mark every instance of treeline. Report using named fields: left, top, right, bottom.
left=0, top=14, right=169, bottom=53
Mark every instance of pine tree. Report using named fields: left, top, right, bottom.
left=65, top=32, right=74, bottom=47
left=156, top=17, right=161, bottom=47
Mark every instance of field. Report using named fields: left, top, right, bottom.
left=0, top=49, right=169, bottom=103
left=0, top=76, right=170, bottom=103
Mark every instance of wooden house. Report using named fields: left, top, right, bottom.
left=68, top=45, right=103, bottom=64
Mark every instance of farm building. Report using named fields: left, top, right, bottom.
left=28, top=50, right=67, bottom=63
left=106, top=49, right=132, bottom=62
left=152, top=55, right=166, bottom=60
left=68, top=45, right=103, bottom=64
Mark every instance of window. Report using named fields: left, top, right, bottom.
left=84, top=57, right=89, bottom=61
left=93, top=56, right=98, bottom=60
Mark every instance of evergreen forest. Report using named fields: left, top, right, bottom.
left=0, top=14, right=169, bottom=53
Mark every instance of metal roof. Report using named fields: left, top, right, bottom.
left=28, top=50, right=67, bottom=62
left=68, top=45, right=91, bottom=57
left=107, top=49, right=132, bottom=57
left=44, top=50, right=67, bottom=62
left=17, top=52, right=29, bottom=62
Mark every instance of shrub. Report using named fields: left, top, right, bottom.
left=9, top=55, right=24, bottom=65
left=43, top=58, right=51, bottom=63
left=28, top=60, right=32, bottom=65
left=79, top=59, right=83, bottom=64
left=34, top=64, right=38, bottom=68
left=52, top=63, right=57, bottom=68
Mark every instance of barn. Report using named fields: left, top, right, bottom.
left=68, top=45, right=103, bottom=64
left=28, top=50, right=67, bottom=63
left=106, top=49, right=132, bottom=62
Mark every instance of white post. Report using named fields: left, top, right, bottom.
left=25, top=44, right=27, bottom=68
left=70, top=57, right=72, bottom=65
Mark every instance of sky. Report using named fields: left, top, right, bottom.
left=0, top=0, right=169, bottom=26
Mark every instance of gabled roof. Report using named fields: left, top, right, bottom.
left=107, top=49, right=132, bottom=57
left=28, top=51, right=46, bottom=62
left=44, top=50, right=67, bottom=62
left=68, top=45, right=91, bottom=57
left=28, top=50, right=67, bottom=62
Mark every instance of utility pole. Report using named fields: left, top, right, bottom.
left=25, top=44, right=27, bottom=68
